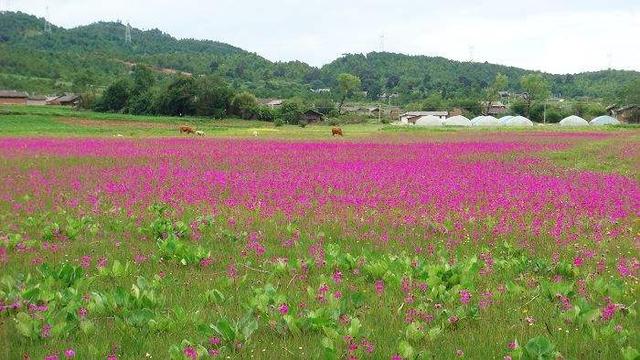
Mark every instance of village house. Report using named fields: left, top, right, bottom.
left=388, top=107, right=402, bottom=119
left=399, top=111, right=448, bottom=124
left=259, top=99, right=284, bottom=109
left=449, top=107, right=464, bottom=117
left=302, top=109, right=324, bottom=123
left=27, top=95, right=48, bottom=106
left=311, top=88, right=331, bottom=94
left=481, top=101, right=507, bottom=116
left=0, top=90, right=29, bottom=105
left=367, top=107, right=381, bottom=117
left=266, top=99, right=283, bottom=108
left=47, top=94, right=81, bottom=106
left=608, top=105, right=640, bottom=124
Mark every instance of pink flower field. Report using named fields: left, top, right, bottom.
left=0, top=133, right=639, bottom=359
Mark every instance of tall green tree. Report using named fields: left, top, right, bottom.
left=231, top=91, right=258, bottom=119
left=336, top=73, right=361, bottom=114
left=421, top=93, right=445, bottom=111
left=131, top=65, right=155, bottom=95
left=154, top=77, right=197, bottom=116
left=195, top=76, right=234, bottom=118
left=618, top=79, right=640, bottom=105
left=520, top=74, right=551, bottom=118
left=485, top=73, right=508, bottom=113
left=93, top=78, right=131, bottom=112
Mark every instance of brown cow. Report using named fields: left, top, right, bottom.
left=180, top=126, right=195, bottom=134
left=332, top=127, right=343, bottom=137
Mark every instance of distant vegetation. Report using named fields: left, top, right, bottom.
left=1, top=11, right=639, bottom=122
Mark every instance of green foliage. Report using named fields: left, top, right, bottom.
left=1, top=12, right=640, bottom=103
left=230, top=91, right=258, bottom=119
left=93, top=78, right=131, bottom=112
left=520, top=74, right=551, bottom=118
left=523, top=336, right=556, bottom=360
left=279, top=98, right=305, bottom=124
left=421, top=93, right=445, bottom=111
left=336, top=73, right=361, bottom=113
left=155, top=77, right=197, bottom=116
left=314, top=98, right=337, bottom=116
left=194, top=76, right=233, bottom=118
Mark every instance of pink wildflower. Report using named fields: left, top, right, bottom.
left=64, top=349, right=76, bottom=358
left=332, top=270, right=343, bottom=284
left=459, top=289, right=471, bottom=305
left=41, top=323, right=52, bottom=338
left=278, top=303, right=289, bottom=315
left=374, top=280, right=384, bottom=296
left=183, top=346, right=197, bottom=360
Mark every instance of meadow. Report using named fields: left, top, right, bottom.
left=0, top=106, right=639, bottom=360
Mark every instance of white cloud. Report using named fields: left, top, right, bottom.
left=4, top=0, right=639, bottom=73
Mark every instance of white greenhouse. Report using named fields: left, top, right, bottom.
left=559, top=115, right=589, bottom=127
left=443, top=115, right=472, bottom=127
left=414, top=115, right=444, bottom=126
left=589, top=116, right=620, bottom=126
left=499, top=116, right=513, bottom=125
left=472, top=116, right=501, bottom=127
left=505, top=116, right=534, bottom=127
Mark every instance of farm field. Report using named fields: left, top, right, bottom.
left=0, top=107, right=639, bottom=360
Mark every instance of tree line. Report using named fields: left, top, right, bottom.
left=90, top=66, right=346, bottom=125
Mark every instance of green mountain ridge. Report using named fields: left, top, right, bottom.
left=1, top=11, right=638, bottom=102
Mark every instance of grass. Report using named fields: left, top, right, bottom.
left=0, top=105, right=639, bottom=359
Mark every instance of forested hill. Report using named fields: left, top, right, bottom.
left=1, top=11, right=639, bottom=102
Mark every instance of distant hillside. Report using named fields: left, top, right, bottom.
left=1, top=11, right=639, bottom=102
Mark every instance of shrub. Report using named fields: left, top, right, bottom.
left=280, top=99, right=305, bottom=124
left=256, top=106, right=275, bottom=122
left=231, top=91, right=258, bottom=119
left=327, top=118, right=341, bottom=126
left=94, top=78, right=131, bottom=112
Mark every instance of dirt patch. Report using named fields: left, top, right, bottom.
left=57, top=117, right=178, bottom=130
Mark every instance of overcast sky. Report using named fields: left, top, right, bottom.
left=3, top=0, right=639, bottom=74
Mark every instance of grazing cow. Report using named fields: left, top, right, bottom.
left=195, top=130, right=205, bottom=137
left=180, top=126, right=195, bottom=134
left=332, top=127, right=343, bottom=137
left=252, top=130, right=258, bottom=137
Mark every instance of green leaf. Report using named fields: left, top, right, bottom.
left=14, top=312, right=34, bottom=338
left=321, top=336, right=334, bottom=350
left=622, top=347, right=640, bottom=360
left=524, top=336, right=555, bottom=360
left=211, top=319, right=236, bottom=342
left=283, top=315, right=301, bottom=336
left=399, top=340, right=416, bottom=359
left=51, top=321, right=68, bottom=337
left=427, top=325, right=442, bottom=339
left=241, top=316, right=258, bottom=341
left=347, top=318, right=362, bottom=337
left=405, top=322, right=423, bottom=342
left=80, top=320, right=95, bottom=335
